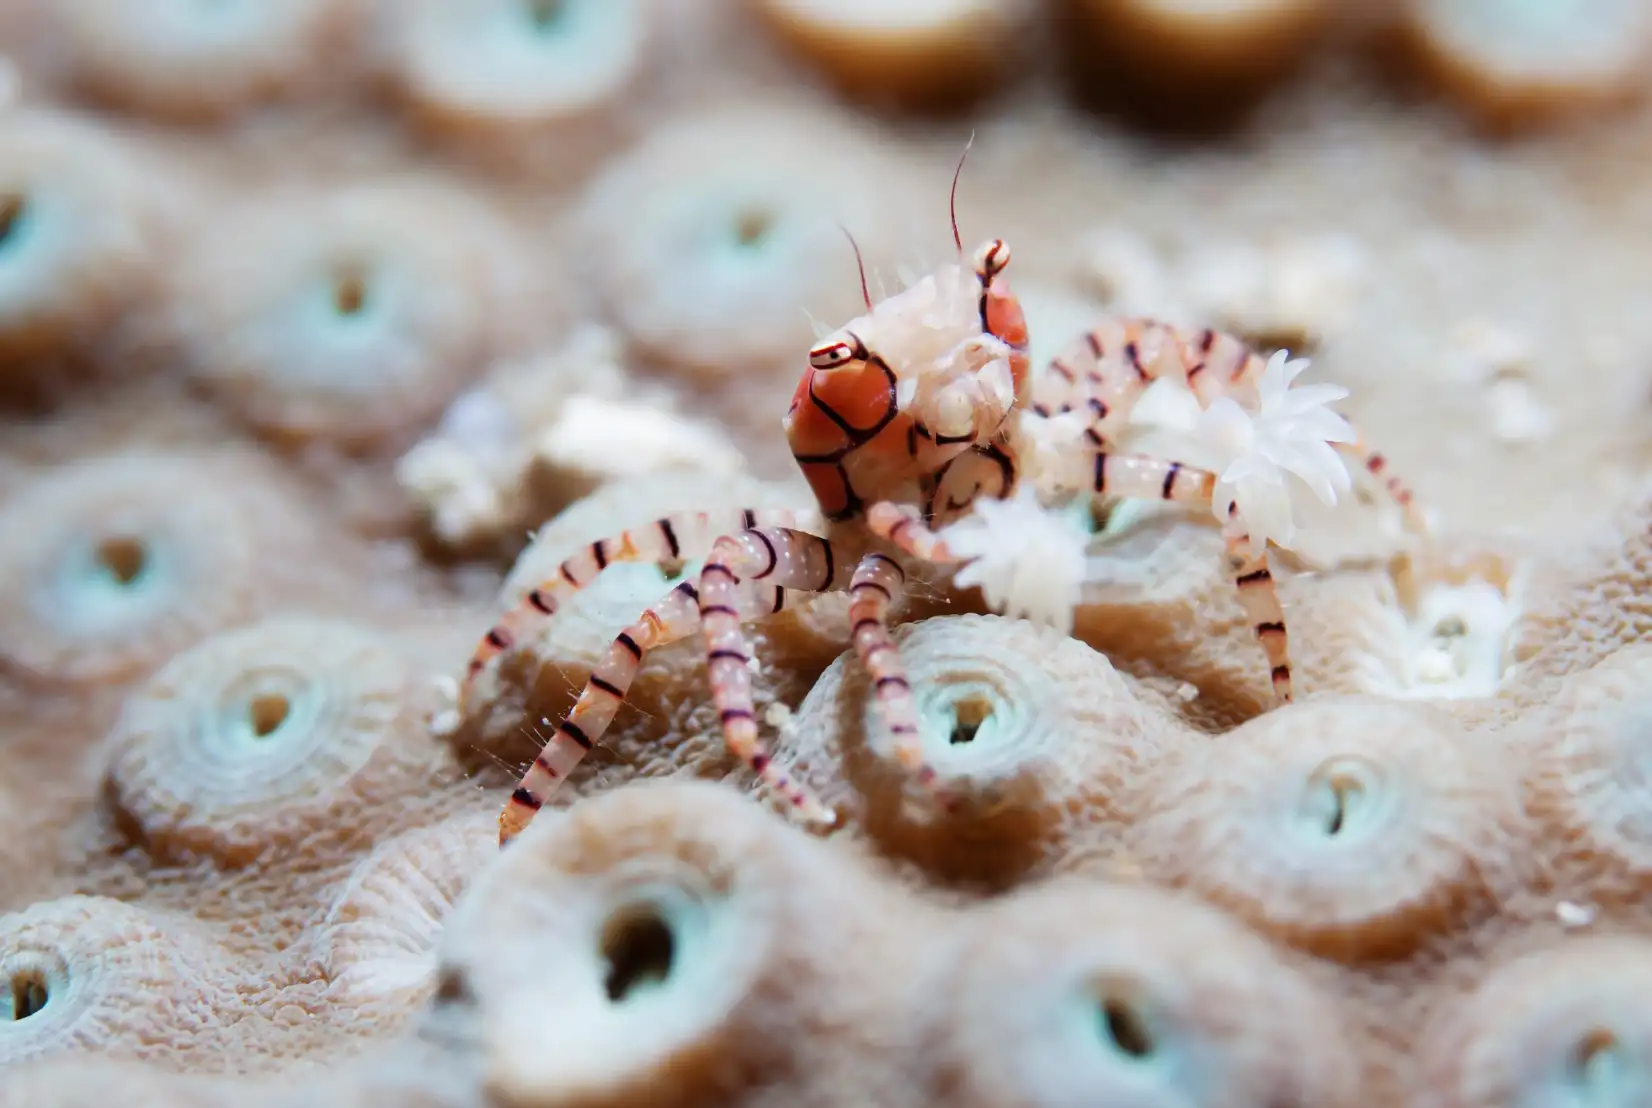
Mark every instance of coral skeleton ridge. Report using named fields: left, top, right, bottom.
left=6, top=2, right=1652, bottom=1106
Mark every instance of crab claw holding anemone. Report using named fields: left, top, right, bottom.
left=1196, top=350, right=1355, bottom=558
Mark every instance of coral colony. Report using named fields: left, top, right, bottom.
left=2, top=1, right=1652, bottom=1106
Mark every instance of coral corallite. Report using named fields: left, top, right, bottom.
left=383, top=0, right=660, bottom=179
left=47, top=0, right=363, bottom=121
left=163, top=177, right=544, bottom=451
left=432, top=781, right=950, bottom=1108
left=1521, top=645, right=1652, bottom=907
left=0, top=896, right=243, bottom=1070
left=781, top=614, right=1188, bottom=889
left=574, top=105, right=924, bottom=392
left=101, top=615, right=458, bottom=867
left=1395, top=0, right=1652, bottom=131
left=0, top=110, right=172, bottom=377
left=1129, top=697, right=1532, bottom=962
left=750, top=0, right=1036, bottom=110
left=1414, top=933, right=1652, bottom=1107
left=317, top=807, right=497, bottom=1021
left=935, top=878, right=1363, bottom=1107
left=0, top=450, right=342, bottom=694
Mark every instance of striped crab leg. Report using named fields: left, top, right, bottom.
left=1222, top=505, right=1294, bottom=704
left=851, top=501, right=970, bottom=806
left=498, top=567, right=822, bottom=846
left=1332, top=425, right=1429, bottom=535
left=1013, top=444, right=1300, bottom=706
left=695, top=526, right=852, bottom=828
left=460, top=507, right=814, bottom=708
left=1033, top=320, right=1428, bottom=534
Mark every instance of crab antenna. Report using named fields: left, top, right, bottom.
left=838, top=223, right=873, bottom=310
left=949, top=131, right=975, bottom=254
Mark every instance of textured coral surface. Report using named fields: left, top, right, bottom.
left=5, top=1, right=1652, bottom=1105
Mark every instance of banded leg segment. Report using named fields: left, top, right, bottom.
left=1223, top=507, right=1294, bottom=705
left=1034, top=320, right=1431, bottom=535
left=1334, top=434, right=1429, bottom=535
left=498, top=574, right=815, bottom=846
left=845, top=551, right=956, bottom=805
left=1031, top=319, right=1220, bottom=437
left=1032, top=444, right=1220, bottom=508
left=864, top=501, right=965, bottom=565
left=697, top=527, right=846, bottom=826
left=1056, top=446, right=1292, bottom=706
left=461, top=507, right=812, bottom=702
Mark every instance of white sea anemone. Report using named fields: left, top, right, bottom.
left=1196, top=350, right=1355, bottom=557
left=940, top=482, right=1092, bottom=637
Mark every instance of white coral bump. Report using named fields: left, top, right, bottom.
left=940, top=482, right=1091, bottom=636
left=1196, top=350, right=1355, bottom=557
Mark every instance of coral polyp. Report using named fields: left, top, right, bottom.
left=46, top=0, right=362, bottom=121
left=162, top=177, right=542, bottom=451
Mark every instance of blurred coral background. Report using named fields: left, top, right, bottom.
left=5, top=1, right=1652, bottom=1105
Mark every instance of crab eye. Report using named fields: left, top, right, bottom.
left=973, top=238, right=1009, bottom=279
left=808, top=342, right=854, bottom=370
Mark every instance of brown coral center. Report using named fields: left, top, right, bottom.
left=331, top=270, right=371, bottom=317
left=600, top=903, right=675, bottom=1002
left=1571, top=1026, right=1621, bottom=1085
left=523, top=0, right=567, bottom=31
left=247, top=693, right=292, bottom=738
left=95, top=536, right=149, bottom=586
left=7, top=970, right=48, bottom=1021
left=733, top=209, right=772, bottom=249
left=949, top=694, right=994, bottom=745
left=1099, top=994, right=1154, bottom=1059
left=0, top=192, right=23, bottom=247
left=1305, top=758, right=1375, bottom=839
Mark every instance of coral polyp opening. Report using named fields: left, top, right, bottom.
left=330, top=269, right=371, bottom=319
left=1098, top=994, right=1154, bottom=1060
left=1303, top=757, right=1376, bottom=839
left=599, top=902, right=677, bottom=1003
left=7, top=971, right=48, bottom=1022
left=1570, top=1026, right=1622, bottom=1088
left=733, top=209, right=773, bottom=249
left=0, top=191, right=24, bottom=248
left=93, top=536, right=149, bottom=587
left=948, top=693, right=994, bottom=746
left=523, top=0, right=569, bottom=33
left=246, top=692, right=291, bottom=739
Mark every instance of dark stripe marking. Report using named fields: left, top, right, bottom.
left=752, top=530, right=778, bottom=578
left=1162, top=461, right=1181, bottom=499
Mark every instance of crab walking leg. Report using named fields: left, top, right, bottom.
left=698, top=527, right=846, bottom=827
left=1029, top=321, right=1233, bottom=434
left=858, top=502, right=1001, bottom=807
left=844, top=549, right=958, bottom=805
left=1035, top=321, right=1431, bottom=534
left=498, top=575, right=811, bottom=846
left=460, top=507, right=814, bottom=701
left=1046, top=447, right=1294, bottom=704
left=1025, top=437, right=1221, bottom=510
left=864, top=501, right=965, bottom=564
left=1333, top=433, right=1430, bottom=535
left=1222, top=507, right=1294, bottom=705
